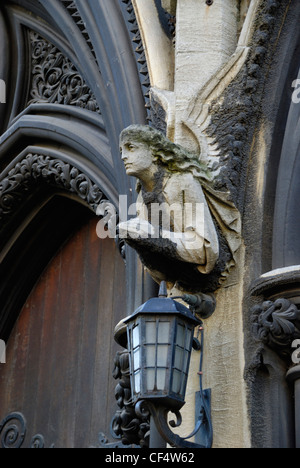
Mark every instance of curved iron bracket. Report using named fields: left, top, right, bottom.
left=135, top=399, right=212, bottom=449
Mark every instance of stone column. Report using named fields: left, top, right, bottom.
left=174, top=0, right=238, bottom=148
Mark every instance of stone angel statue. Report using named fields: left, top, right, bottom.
left=118, top=125, right=241, bottom=292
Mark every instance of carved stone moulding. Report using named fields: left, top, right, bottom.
left=0, top=152, right=105, bottom=225
left=250, top=266, right=300, bottom=305
left=250, top=266, right=300, bottom=361
left=0, top=147, right=127, bottom=262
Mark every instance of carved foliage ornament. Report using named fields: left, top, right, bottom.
left=28, top=31, right=100, bottom=113
left=0, top=153, right=105, bottom=223
left=110, top=350, right=150, bottom=448
left=251, top=298, right=300, bottom=359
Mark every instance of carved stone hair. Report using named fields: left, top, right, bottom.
left=120, top=125, right=212, bottom=181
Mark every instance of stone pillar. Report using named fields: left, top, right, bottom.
left=174, top=0, right=238, bottom=148
left=132, top=0, right=175, bottom=91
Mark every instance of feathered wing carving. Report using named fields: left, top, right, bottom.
left=173, top=0, right=281, bottom=279
left=176, top=49, right=250, bottom=280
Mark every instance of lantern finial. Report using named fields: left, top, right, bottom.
left=158, top=281, right=168, bottom=298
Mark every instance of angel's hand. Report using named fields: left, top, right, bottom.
left=118, top=218, right=155, bottom=239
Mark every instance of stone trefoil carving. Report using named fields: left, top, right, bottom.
left=251, top=299, right=300, bottom=360
left=28, top=31, right=100, bottom=113
left=118, top=125, right=241, bottom=293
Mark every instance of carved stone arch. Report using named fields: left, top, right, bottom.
left=1, top=0, right=150, bottom=194
left=0, top=0, right=156, bottom=449
left=0, top=104, right=115, bottom=199
left=261, top=7, right=300, bottom=274
left=0, top=106, right=113, bottom=340
left=0, top=0, right=154, bottom=342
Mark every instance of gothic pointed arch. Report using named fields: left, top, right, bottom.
left=0, top=0, right=154, bottom=341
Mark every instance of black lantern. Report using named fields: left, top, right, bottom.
left=124, top=282, right=202, bottom=411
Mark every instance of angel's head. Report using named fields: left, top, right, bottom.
left=120, top=125, right=211, bottom=181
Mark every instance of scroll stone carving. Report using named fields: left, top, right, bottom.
left=251, top=298, right=300, bottom=359
left=118, top=125, right=241, bottom=293
left=28, top=31, right=100, bottom=113
left=0, top=153, right=104, bottom=223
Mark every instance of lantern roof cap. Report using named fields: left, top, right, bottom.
left=124, top=282, right=201, bottom=326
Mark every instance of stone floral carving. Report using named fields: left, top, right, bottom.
left=251, top=298, right=300, bottom=359
left=28, top=31, right=100, bottom=113
left=0, top=153, right=104, bottom=223
left=118, top=125, right=241, bottom=292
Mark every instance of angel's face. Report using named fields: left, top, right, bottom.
left=120, top=140, right=156, bottom=178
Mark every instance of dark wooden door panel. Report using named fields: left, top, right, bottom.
left=0, top=217, right=126, bottom=448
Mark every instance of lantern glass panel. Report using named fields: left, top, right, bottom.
left=147, top=369, right=155, bottom=391
left=133, top=348, right=140, bottom=371
left=133, top=324, right=140, bottom=349
left=130, top=323, right=142, bottom=395
left=146, top=345, right=155, bottom=367
left=174, top=346, right=183, bottom=369
left=143, top=317, right=172, bottom=393
left=158, top=322, right=170, bottom=342
left=171, top=322, right=194, bottom=398
left=157, top=345, right=168, bottom=367
left=157, top=369, right=166, bottom=390
left=145, top=321, right=156, bottom=343
left=172, top=370, right=182, bottom=394
left=134, top=370, right=141, bottom=393
left=176, top=324, right=186, bottom=347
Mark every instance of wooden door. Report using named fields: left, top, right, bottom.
left=0, top=217, right=126, bottom=448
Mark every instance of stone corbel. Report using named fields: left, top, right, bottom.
left=251, top=266, right=300, bottom=448
left=251, top=298, right=300, bottom=360
left=250, top=267, right=300, bottom=362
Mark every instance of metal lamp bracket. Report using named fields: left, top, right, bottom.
left=135, top=391, right=212, bottom=449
